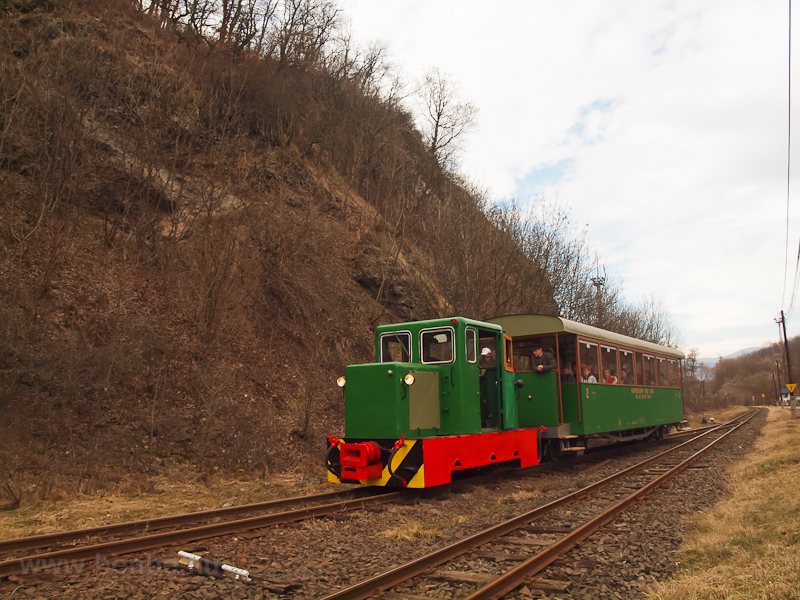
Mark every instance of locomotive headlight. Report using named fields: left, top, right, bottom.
left=336, top=376, right=346, bottom=388
left=403, top=373, right=415, bottom=386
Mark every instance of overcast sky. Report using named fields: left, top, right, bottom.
left=344, top=0, right=799, bottom=359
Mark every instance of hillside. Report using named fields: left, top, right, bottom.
left=0, top=0, right=683, bottom=508
left=0, top=0, right=561, bottom=506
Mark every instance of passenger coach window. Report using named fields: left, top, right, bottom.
left=601, top=345, right=618, bottom=383
left=643, top=354, right=656, bottom=386
left=380, top=332, right=411, bottom=363
left=421, top=328, right=455, bottom=364
left=512, top=336, right=558, bottom=373
left=579, top=340, right=600, bottom=382
left=513, top=338, right=534, bottom=372
left=635, top=352, right=644, bottom=385
left=657, top=357, right=668, bottom=386
left=619, top=350, right=634, bottom=385
left=559, top=335, right=577, bottom=378
left=466, top=328, right=477, bottom=364
left=668, top=359, right=680, bottom=388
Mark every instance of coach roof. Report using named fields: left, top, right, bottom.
left=488, top=314, right=685, bottom=360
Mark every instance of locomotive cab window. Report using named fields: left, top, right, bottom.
left=466, top=328, right=477, bottom=364
left=420, top=328, right=455, bottom=364
left=380, top=331, right=411, bottom=363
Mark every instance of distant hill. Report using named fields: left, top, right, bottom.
left=725, top=347, right=762, bottom=359
left=698, top=347, right=761, bottom=367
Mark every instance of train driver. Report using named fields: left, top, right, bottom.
left=479, top=347, right=495, bottom=376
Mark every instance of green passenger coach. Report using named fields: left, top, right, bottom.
left=489, top=315, right=685, bottom=460
left=326, top=315, right=685, bottom=488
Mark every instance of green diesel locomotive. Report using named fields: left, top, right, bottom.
left=326, top=314, right=684, bottom=488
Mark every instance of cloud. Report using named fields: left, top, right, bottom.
left=345, top=0, right=800, bottom=353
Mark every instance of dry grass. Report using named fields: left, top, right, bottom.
left=508, top=489, right=542, bottom=502
left=382, top=518, right=445, bottom=542
left=647, top=406, right=800, bottom=600
left=379, top=502, right=469, bottom=542
left=0, top=470, right=335, bottom=541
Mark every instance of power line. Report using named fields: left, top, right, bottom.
left=784, top=0, right=793, bottom=315
left=787, top=240, right=800, bottom=321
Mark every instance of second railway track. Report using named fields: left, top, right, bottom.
left=0, top=410, right=761, bottom=598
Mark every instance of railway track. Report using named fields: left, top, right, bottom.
left=0, top=487, right=406, bottom=579
left=0, top=454, right=577, bottom=579
left=321, top=408, right=760, bottom=600
left=0, top=487, right=389, bottom=558
left=0, top=413, right=749, bottom=592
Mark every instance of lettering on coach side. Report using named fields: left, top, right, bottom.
left=630, top=387, right=654, bottom=400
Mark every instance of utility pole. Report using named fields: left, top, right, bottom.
left=778, top=311, right=794, bottom=384
left=591, top=271, right=605, bottom=328
left=776, top=311, right=796, bottom=418
left=772, top=371, right=781, bottom=407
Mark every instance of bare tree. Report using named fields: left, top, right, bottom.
left=266, top=0, right=340, bottom=70
left=696, top=363, right=714, bottom=398
left=217, top=0, right=279, bottom=55
left=616, top=295, right=680, bottom=346
left=182, top=0, right=218, bottom=37
left=416, top=68, right=477, bottom=170
left=684, top=348, right=699, bottom=380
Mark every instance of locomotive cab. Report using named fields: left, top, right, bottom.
left=343, top=319, right=518, bottom=440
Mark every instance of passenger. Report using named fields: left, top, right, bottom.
left=532, top=345, right=557, bottom=373
left=581, top=365, right=597, bottom=383
left=560, top=364, right=577, bottom=383
left=618, top=369, right=630, bottom=385
left=602, top=368, right=617, bottom=384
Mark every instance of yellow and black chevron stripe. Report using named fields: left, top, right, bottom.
left=327, top=438, right=426, bottom=488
